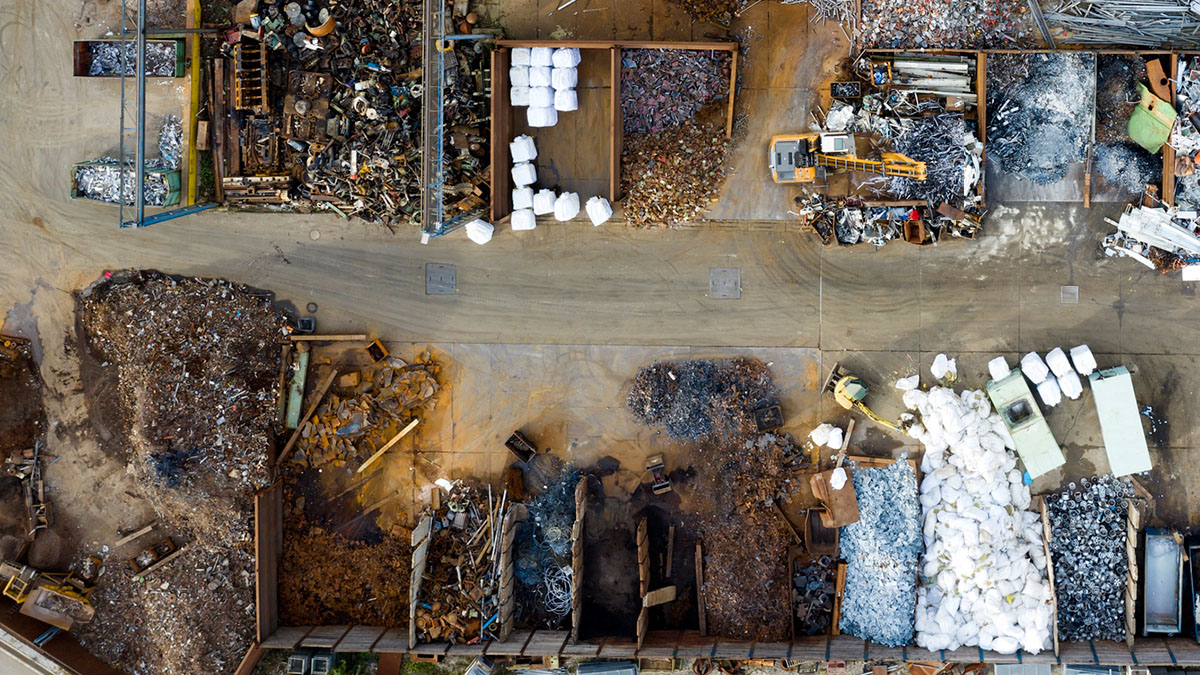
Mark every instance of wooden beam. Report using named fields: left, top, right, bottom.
left=610, top=47, right=622, bottom=203
left=138, top=544, right=187, bottom=577
left=276, top=369, right=338, bottom=465
left=643, top=586, right=677, bottom=607
left=695, top=542, right=707, bottom=636
left=114, top=522, right=156, bottom=548
left=726, top=48, right=738, bottom=139
left=356, top=419, right=420, bottom=474
left=491, top=48, right=513, bottom=223
left=289, top=334, right=368, bottom=342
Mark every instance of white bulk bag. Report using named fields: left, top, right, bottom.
left=530, top=47, right=554, bottom=67
left=554, top=191, right=580, bottom=221
left=551, top=66, right=578, bottom=90
left=987, top=356, right=1010, bottom=381
left=528, top=65, right=552, bottom=88
left=552, top=47, right=581, bottom=68
left=1058, top=370, right=1083, bottom=400
left=1036, top=378, right=1062, bottom=407
left=554, top=89, right=578, bottom=112
left=511, top=47, right=532, bottom=66
left=585, top=196, right=613, bottom=226
left=528, top=86, right=554, bottom=108
left=465, top=219, right=494, bottom=245
left=510, top=86, right=531, bottom=107
left=510, top=134, right=538, bottom=163
left=511, top=208, right=537, bottom=231
left=508, top=65, right=530, bottom=87
left=532, top=189, right=556, bottom=215
left=1019, top=352, right=1050, bottom=384
left=1045, top=347, right=1072, bottom=378
left=1069, top=344, right=1097, bottom=375
left=510, top=162, right=537, bottom=187
left=527, top=106, right=557, bottom=128
left=512, top=186, right=534, bottom=211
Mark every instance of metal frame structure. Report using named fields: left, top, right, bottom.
left=116, top=0, right=217, bottom=227
left=420, top=0, right=490, bottom=239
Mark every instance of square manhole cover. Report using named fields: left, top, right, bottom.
left=1060, top=285, right=1079, bottom=304
left=709, top=268, right=741, bottom=299
left=426, top=263, right=456, bottom=295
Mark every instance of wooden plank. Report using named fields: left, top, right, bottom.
left=753, top=641, right=791, bottom=659
left=487, top=630, right=533, bottom=655
left=674, top=631, right=716, bottom=657
left=114, top=522, right=155, bottom=548
left=372, top=628, right=409, bottom=653
left=695, top=541, right=706, bottom=637
left=261, top=626, right=312, bottom=649
left=712, top=640, right=753, bottom=659
left=335, top=626, right=386, bottom=652
left=637, top=518, right=649, bottom=596
left=598, top=636, right=639, bottom=658
left=1165, top=52, right=1178, bottom=207
left=636, top=606, right=648, bottom=650
left=524, top=630, right=569, bottom=655
left=638, top=630, right=682, bottom=658
left=289, top=334, right=369, bottom=342
left=211, top=59, right=226, bottom=203
left=726, top=48, right=738, bottom=139
left=643, top=586, right=676, bottom=607
left=827, top=634, right=864, bottom=660
left=232, top=644, right=265, bottom=675
left=357, top=419, right=419, bottom=474
left=185, top=0, right=201, bottom=206
left=1039, top=497, right=1059, bottom=657
left=491, top=48, right=513, bottom=223
left=138, top=544, right=186, bottom=577
left=302, top=625, right=351, bottom=649
left=277, top=369, right=338, bottom=465
left=571, top=478, right=586, bottom=644
left=610, top=47, right=622, bottom=203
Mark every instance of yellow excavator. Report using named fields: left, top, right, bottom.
left=823, top=362, right=902, bottom=432
left=769, top=132, right=927, bottom=184
left=0, top=561, right=95, bottom=631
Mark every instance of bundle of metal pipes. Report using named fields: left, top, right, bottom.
left=1044, top=0, right=1200, bottom=46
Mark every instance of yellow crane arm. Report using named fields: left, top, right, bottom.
left=815, top=153, right=927, bottom=180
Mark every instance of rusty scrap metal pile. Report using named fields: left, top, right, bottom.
left=621, top=118, right=729, bottom=228
left=416, top=482, right=506, bottom=644
left=620, top=49, right=730, bottom=136
left=291, top=352, right=442, bottom=469
left=859, top=0, right=1034, bottom=48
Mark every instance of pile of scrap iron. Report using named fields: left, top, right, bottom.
left=1103, top=202, right=1200, bottom=275
left=207, top=0, right=490, bottom=230
left=800, top=53, right=984, bottom=247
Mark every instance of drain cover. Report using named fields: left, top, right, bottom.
left=426, top=263, right=456, bottom=295
left=710, top=268, right=741, bottom=299
left=1060, top=285, right=1079, bottom=304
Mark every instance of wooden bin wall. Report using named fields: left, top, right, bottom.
left=489, top=40, right=738, bottom=224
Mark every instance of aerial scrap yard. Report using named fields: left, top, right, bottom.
left=10, top=0, right=1200, bottom=671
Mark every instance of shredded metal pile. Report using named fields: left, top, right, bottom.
left=77, top=271, right=286, bottom=674
left=1095, top=143, right=1161, bottom=196
left=793, top=555, right=836, bottom=636
left=888, top=114, right=981, bottom=207
left=87, top=41, right=177, bottom=77
left=987, top=52, right=1095, bottom=185
left=621, top=118, right=730, bottom=228
left=1047, top=476, right=1132, bottom=642
left=838, top=459, right=921, bottom=647
left=73, top=161, right=171, bottom=206
left=859, top=0, right=1033, bottom=48
left=620, top=49, right=731, bottom=136
left=627, top=358, right=777, bottom=441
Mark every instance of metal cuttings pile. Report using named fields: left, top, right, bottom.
left=73, top=116, right=183, bottom=205
left=1047, top=476, right=1132, bottom=642
left=416, top=482, right=505, bottom=644
left=513, top=465, right=578, bottom=628
left=87, top=40, right=177, bottom=76
left=987, top=52, right=1095, bottom=186
left=1044, top=0, right=1200, bottom=47
left=291, top=352, right=442, bottom=469
left=792, top=555, right=836, bottom=636
left=620, top=49, right=731, bottom=136
left=1101, top=204, right=1200, bottom=273
left=781, top=0, right=856, bottom=31
left=626, top=358, right=777, bottom=441
left=837, top=459, right=920, bottom=647
left=858, top=0, right=1033, bottom=48
left=440, top=32, right=492, bottom=223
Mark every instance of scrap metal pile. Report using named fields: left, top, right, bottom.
left=513, top=465, right=578, bottom=629
left=73, top=116, right=184, bottom=205
left=905, top=385, right=1053, bottom=654
left=628, top=359, right=801, bottom=641
left=620, top=49, right=731, bottom=228
left=416, top=482, right=505, bottom=644
left=793, top=555, right=836, bottom=636
left=838, top=460, right=921, bottom=647
left=76, top=271, right=286, bottom=673
left=1044, top=0, right=1200, bottom=47
left=1047, top=476, right=1132, bottom=642
left=859, top=0, right=1034, bottom=48
left=1102, top=204, right=1200, bottom=272
left=987, top=52, right=1094, bottom=186
left=87, top=40, right=177, bottom=76
left=1093, top=55, right=1160, bottom=197
left=291, top=353, right=442, bottom=469
left=1173, top=57, right=1200, bottom=212
left=440, top=36, right=492, bottom=223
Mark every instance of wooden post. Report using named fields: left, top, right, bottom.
left=695, top=541, right=707, bottom=636
left=356, top=419, right=419, bottom=474
left=610, top=47, right=623, bottom=202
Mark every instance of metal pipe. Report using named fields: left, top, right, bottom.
left=135, top=0, right=147, bottom=225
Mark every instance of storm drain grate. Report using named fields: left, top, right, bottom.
left=1060, top=285, right=1079, bottom=304
left=709, top=268, right=741, bottom=299
left=426, top=263, right=457, bottom=295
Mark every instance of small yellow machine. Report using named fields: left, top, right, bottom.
left=768, top=132, right=927, bottom=184
left=822, top=362, right=901, bottom=432
left=0, top=562, right=95, bottom=630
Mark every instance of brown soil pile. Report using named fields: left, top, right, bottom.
left=0, top=336, right=44, bottom=457
left=75, top=271, right=286, bottom=674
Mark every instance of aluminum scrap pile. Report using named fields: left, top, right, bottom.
left=620, top=49, right=731, bottom=135
left=621, top=118, right=730, bottom=228
left=514, top=465, right=578, bottom=628
left=904, top=385, right=1053, bottom=654
left=1047, top=475, right=1132, bottom=642
left=838, top=459, right=921, bottom=647
left=87, top=40, right=177, bottom=76
left=987, top=53, right=1094, bottom=185
left=1173, top=57, right=1200, bottom=211
left=74, top=160, right=170, bottom=206
left=794, top=556, right=837, bottom=636
left=1102, top=205, right=1200, bottom=271
left=889, top=114, right=982, bottom=208
left=1095, top=143, right=1160, bottom=196
left=158, top=114, right=182, bottom=170
left=781, top=0, right=856, bottom=27
left=416, top=482, right=505, bottom=644
left=626, top=358, right=777, bottom=441
left=859, top=0, right=1033, bottom=48
left=1044, top=0, right=1200, bottom=47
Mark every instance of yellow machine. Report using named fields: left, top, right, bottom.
left=0, top=562, right=95, bottom=631
left=822, top=362, right=901, bottom=432
left=768, top=133, right=927, bottom=184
